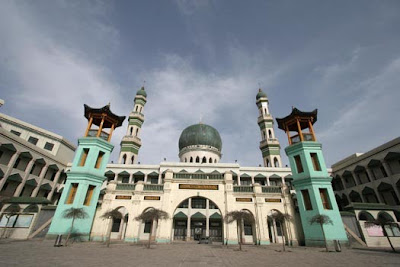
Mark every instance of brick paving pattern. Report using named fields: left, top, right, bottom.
left=0, top=240, right=399, bottom=267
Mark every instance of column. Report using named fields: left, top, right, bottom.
left=13, top=158, right=35, bottom=197
left=186, top=198, right=191, bottom=241
left=0, top=151, right=21, bottom=191
left=351, top=171, right=360, bottom=186
left=31, top=164, right=49, bottom=197
left=47, top=169, right=62, bottom=200
left=382, top=161, right=392, bottom=177
left=251, top=176, right=255, bottom=185
left=266, top=176, right=270, bottom=186
left=272, top=218, right=278, bottom=243
left=128, top=173, right=133, bottom=184
left=366, top=167, right=375, bottom=181
left=206, top=199, right=210, bottom=237
left=158, top=173, right=162, bottom=184
left=144, top=174, right=148, bottom=184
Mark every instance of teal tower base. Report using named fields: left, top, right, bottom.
left=286, top=142, right=348, bottom=247
left=47, top=137, right=114, bottom=240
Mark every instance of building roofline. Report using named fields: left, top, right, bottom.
left=331, top=136, right=400, bottom=171
left=0, top=112, right=76, bottom=150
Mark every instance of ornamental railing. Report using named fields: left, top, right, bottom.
left=173, top=173, right=223, bottom=180
left=233, top=186, right=253, bottom=192
left=116, top=184, right=136, bottom=191
left=143, top=184, right=164, bottom=191
left=261, top=186, right=281, bottom=193
left=87, top=129, right=109, bottom=141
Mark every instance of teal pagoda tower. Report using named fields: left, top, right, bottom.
left=47, top=104, right=125, bottom=240
left=276, top=108, right=348, bottom=247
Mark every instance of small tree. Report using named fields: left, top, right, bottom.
left=366, top=216, right=396, bottom=252
left=309, top=214, right=332, bottom=252
left=270, top=211, right=292, bottom=252
left=135, top=208, right=169, bottom=248
left=101, top=207, right=123, bottom=247
left=1, top=205, right=20, bottom=239
left=62, top=208, right=88, bottom=246
left=225, top=210, right=255, bottom=251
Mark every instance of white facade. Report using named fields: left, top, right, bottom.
left=90, top=162, right=300, bottom=245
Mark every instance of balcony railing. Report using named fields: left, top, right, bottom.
left=116, top=184, right=136, bottom=191
left=143, top=184, right=164, bottom=191
left=290, top=133, right=314, bottom=144
left=87, top=129, right=109, bottom=141
left=262, top=186, right=281, bottom=193
left=173, top=173, right=223, bottom=180
left=233, top=186, right=253, bottom=192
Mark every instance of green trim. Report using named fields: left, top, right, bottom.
left=262, top=149, right=281, bottom=157
left=124, top=237, right=139, bottom=243
left=209, top=212, right=222, bottom=219
left=225, top=239, right=239, bottom=245
left=255, top=173, right=266, bottom=178
left=174, top=211, right=188, bottom=219
left=240, top=173, right=251, bottom=178
left=128, top=120, right=143, bottom=127
left=129, top=116, right=144, bottom=123
left=148, top=171, right=159, bottom=177
left=120, top=146, right=139, bottom=154
left=259, top=240, right=271, bottom=245
left=191, top=212, right=206, bottom=219
left=133, top=171, right=145, bottom=176
left=155, top=238, right=170, bottom=243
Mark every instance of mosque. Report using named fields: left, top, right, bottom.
left=43, top=86, right=348, bottom=246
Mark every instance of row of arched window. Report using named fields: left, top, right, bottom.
left=265, top=157, right=280, bottom=167
left=121, top=154, right=134, bottom=164
left=135, top=105, right=143, bottom=113
left=262, top=129, right=273, bottom=140
left=129, top=127, right=139, bottom=137
left=184, top=156, right=217, bottom=164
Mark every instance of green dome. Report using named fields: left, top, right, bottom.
left=256, top=88, right=267, bottom=100
left=179, top=123, right=222, bottom=151
left=136, top=87, right=147, bottom=97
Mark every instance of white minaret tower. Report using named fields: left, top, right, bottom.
left=118, top=86, right=147, bottom=164
left=256, top=88, right=282, bottom=167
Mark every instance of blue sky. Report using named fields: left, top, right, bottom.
left=1, top=0, right=399, bottom=167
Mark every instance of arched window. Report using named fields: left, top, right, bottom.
left=274, top=157, right=279, bottom=167
left=122, top=154, right=127, bottom=164
left=214, top=159, right=217, bottom=163
left=263, top=131, right=266, bottom=140
left=266, top=159, right=271, bottom=167
left=136, top=128, right=139, bottom=136
left=135, top=106, right=138, bottom=112
left=202, top=157, right=206, bottom=163
left=190, top=157, right=193, bottom=163
left=196, top=156, right=200, bottom=163
left=268, top=130, right=272, bottom=138
left=184, top=158, right=187, bottom=162
left=209, top=158, right=212, bottom=163
left=131, top=156, right=134, bottom=164
left=130, top=127, right=133, bottom=135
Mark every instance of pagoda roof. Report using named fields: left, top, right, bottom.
left=276, top=108, right=318, bottom=131
left=84, top=104, right=125, bottom=128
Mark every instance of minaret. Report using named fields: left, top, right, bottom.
left=118, top=87, right=147, bottom=164
left=276, top=108, right=348, bottom=247
left=47, top=104, right=125, bottom=240
left=256, top=88, right=282, bottom=167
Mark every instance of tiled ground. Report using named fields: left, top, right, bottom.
left=0, top=239, right=399, bottom=267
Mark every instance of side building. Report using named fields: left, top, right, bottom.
left=0, top=112, right=76, bottom=238
left=332, top=137, right=400, bottom=248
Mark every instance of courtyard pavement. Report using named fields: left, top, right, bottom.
left=0, top=239, right=399, bottom=267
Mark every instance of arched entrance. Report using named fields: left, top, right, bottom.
left=172, top=196, right=223, bottom=242
left=110, top=206, right=128, bottom=240
left=267, top=209, right=289, bottom=244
